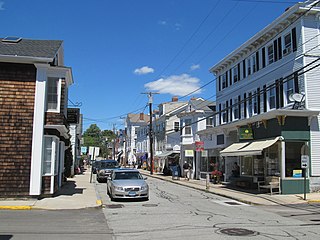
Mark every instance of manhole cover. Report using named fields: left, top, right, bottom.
left=142, top=204, right=158, bottom=207
left=224, top=201, right=241, bottom=205
left=105, top=204, right=124, bottom=209
left=218, top=228, right=258, bottom=236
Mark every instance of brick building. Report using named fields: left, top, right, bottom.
left=0, top=37, right=73, bottom=197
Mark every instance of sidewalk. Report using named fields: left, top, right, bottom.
left=0, top=168, right=101, bottom=210
left=140, top=170, right=320, bottom=206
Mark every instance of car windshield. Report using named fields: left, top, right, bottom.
left=100, top=162, right=119, bottom=169
left=114, top=172, right=143, bottom=180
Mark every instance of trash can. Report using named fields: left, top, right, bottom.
left=170, top=165, right=180, bottom=180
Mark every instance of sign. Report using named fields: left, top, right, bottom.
left=81, top=146, right=87, bottom=154
left=67, top=108, right=80, bottom=124
left=239, top=127, right=253, bottom=140
left=301, top=155, right=309, bottom=169
left=293, top=169, right=302, bottom=178
left=185, top=150, right=194, bottom=157
left=195, top=141, right=204, bottom=152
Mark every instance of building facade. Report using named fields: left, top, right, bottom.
left=0, top=37, right=73, bottom=197
left=209, top=1, right=320, bottom=193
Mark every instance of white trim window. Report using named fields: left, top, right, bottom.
left=267, top=44, right=274, bottom=65
left=46, top=77, right=61, bottom=112
left=269, top=86, right=276, bottom=110
left=43, top=136, right=59, bottom=175
left=184, top=119, right=192, bottom=135
left=222, top=103, right=227, bottom=124
left=286, top=78, right=294, bottom=104
left=283, top=32, right=292, bottom=56
left=222, top=72, right=227, bottom=89
left=248, top=92, right=253, bottom=117
left=253, top=90, right=258, bottom=115
left=252, top=54, right=257, bottom=73
left=206, top=117, right=214, bottom=128
left=247, top=58, right=251, bottom=76
left=233, top=66, right=238, bottom=83
left=233, top=97, right=239, bottom=120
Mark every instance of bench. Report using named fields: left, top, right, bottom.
left=258, top=176, right=281, bottom=195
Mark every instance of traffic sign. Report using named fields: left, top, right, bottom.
left=301, top=155, right=309, bottom=169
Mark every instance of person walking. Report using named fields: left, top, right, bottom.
left=183, top=161, right=190, bottom=180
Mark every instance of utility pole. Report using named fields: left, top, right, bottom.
left=142, top=92, right=159, bottom=175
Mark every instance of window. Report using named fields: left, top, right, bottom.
left=253, top=90, right=258, bottom=115
left=269, top=86, right=276, bottom=110
left=252, top=54, right=257, bottom=73
left=267, top=45, right=274, bottom=64
left=233, top=98, right=239, bottom=120
left=222, top=72, right=227, bottom=89
left=285, top=142, right=305, bottom=177
left=241, top=156, right=253, bottom=175
left=174, top=122, right=180, bottom=132
left=46, top=77, right=61, bottom=112
left=247, top=58, right=251, bottom=75
left=43, top=136, right=59, bottom=175
left=248, top=92, right=253, bottom=117
left=217, top=134, right=224, bottom=145
left=184, top=119, right=192, bottom=135
left=286, top=78, right=294, bottom=104
left=283, top=32, right=292, bottom=55
left=233, top=66, right=238, bottom=83
left=222, top=103, right=227, bottom=123
left=206, top=117, right=214, bottom=128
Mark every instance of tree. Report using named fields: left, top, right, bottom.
left=82, top=124, right=117, bottom=158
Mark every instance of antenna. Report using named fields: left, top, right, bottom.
left=289, top=92, right=305, bottom=109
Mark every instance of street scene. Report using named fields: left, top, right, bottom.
left=2, top=0, right=320, bottom=239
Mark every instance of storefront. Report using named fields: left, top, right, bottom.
left=199, top=149, right=220, bottom=180
left=219, top=115, right=314, bottom=194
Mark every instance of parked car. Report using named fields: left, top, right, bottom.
left=107, top=168, right=149, bottom=201
left=96, top=160, right=120, bottom=182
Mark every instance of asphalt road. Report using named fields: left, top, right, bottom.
left=0, top=209, right=112, bottom=240
left=97, top=176, right=320, bottom=240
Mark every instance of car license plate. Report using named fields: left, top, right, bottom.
left=128, top=191, right=136, bottom=196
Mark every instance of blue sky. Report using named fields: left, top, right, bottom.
left=0, top=0, right=298, bottom=131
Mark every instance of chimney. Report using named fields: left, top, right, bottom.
left=172, top=96, right=178, bottom=102
left=139, top=113, right=144, bottom=121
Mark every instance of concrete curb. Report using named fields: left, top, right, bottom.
left=0, top=206, right=33, bottom=210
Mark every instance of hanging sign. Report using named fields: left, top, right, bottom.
left=195, top=141, right=204, bottom=152
left=185, top=150, right=194, bottom=157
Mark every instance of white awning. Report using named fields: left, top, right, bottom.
left=156, top=151, right=180, bottom=157
left=220, top=137, right=280, bottom=157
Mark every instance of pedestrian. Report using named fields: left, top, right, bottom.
left=183, top=161, right=190, bottom=180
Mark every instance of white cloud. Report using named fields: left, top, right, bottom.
left=158, top=20, right=167, bottom=25
left=190, top=64, right=200, bottom=71
left=175, top=23, right=182, bottom=31
left=0, top=2, right=4, bottom=10
left=144, top=74, right=201, bottom=96
left=134, top=66, right=154, bottom=75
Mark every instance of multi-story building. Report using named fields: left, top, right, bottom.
left=209, top=0, right=320, bottom=193
left=0, top=37, right=73, bottom=197
left=179, top=98, right=215, bottom=179
left=125, top=113, right=149, bottom=166
left=153, top=97, right=187, bottom=173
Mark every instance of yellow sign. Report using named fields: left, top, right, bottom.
left=185, top=150, right=194, bottom=157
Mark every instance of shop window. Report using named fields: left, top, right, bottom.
left=200, top=156, right=216, bottom=172
left=266, top=144, right=280, bottom=176
left=253, top=156, right=264, bottom=176
left=43, top=136, right=59, bottom=175
left=285, top=142, right=305, bottom=178
left=241, top=156, right=253, bottom=175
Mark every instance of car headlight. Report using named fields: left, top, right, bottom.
left=141, top=184, right=148, bottom=191
left=114, top=186, right=123, bottom=191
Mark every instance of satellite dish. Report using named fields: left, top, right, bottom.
left=289, top=93, right=304, bottom=103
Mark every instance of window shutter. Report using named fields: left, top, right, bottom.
left=262, top=47, right=266, bottom=68
left=292, top=27, right=297, bottom=52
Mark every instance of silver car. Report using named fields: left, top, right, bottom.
left=107, top=169, right=149, bottom=201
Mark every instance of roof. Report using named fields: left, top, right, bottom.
left=0, top=38, right=62, bottom=60
left=210, top=1, right=320, bottom=74
left=127, top=113, right=149, bottom=123
left=189, top=98, right=216, bottom=111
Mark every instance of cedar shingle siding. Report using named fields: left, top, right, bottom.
left=0, top=62, right=36, bottom=197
